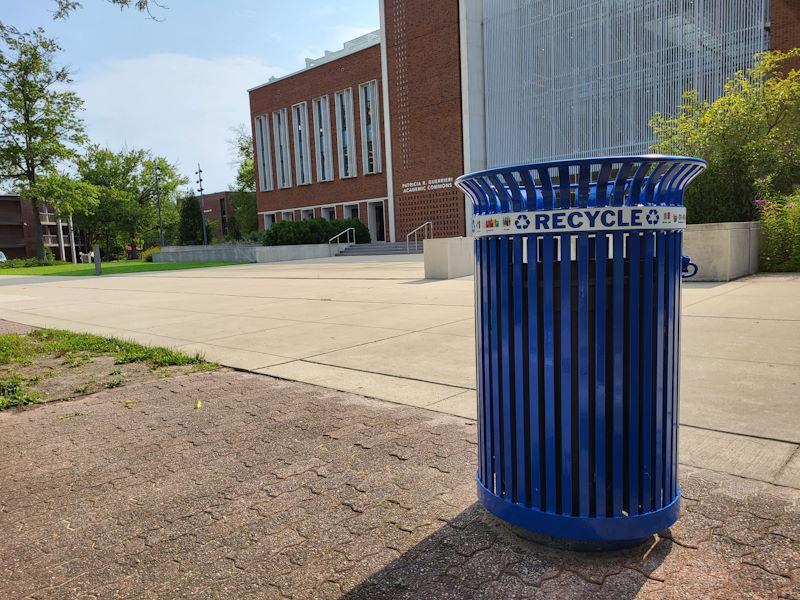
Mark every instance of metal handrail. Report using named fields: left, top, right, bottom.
left=406, top=221, right=433, bottom=254
left=328, top=227, right=356, bottom=255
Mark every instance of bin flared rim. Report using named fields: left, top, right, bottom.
left=455, top=154, right=707, bottom=187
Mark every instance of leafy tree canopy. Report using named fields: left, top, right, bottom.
left=74, top=145, right=187, bottom=253
left=228, top=124, right=255, bottom=194
left=0, top=24, right=86, bottom=257
left=29, top=172, right=100, bottom=217
left=650, top=49, right=800, bottom=224
left=52, top=0, right=165, bottom=20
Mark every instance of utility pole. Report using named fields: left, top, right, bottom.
left=155, top=163, right=165, bottom=247
left=195, top=163, right=208, bottom=246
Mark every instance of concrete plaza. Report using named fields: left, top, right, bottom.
left=0, top=256, right=798, bottom=489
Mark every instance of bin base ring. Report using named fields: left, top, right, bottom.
left=477, top=478, right=680, bottom=549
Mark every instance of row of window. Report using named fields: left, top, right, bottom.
left=262, top=204, right=361, bottom=229
left=255, top=80, right=382, bottom=192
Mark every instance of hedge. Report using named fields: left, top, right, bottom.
left=262, top=218, right=370, bottom=246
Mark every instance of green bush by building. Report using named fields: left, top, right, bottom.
left=262, top=218, right=370, bottom=247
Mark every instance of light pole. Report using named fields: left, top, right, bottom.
left=195, top=163, right=208, bottom=246
left=155, top=163, right=165, bottom=247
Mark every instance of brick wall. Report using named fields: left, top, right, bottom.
left=384, top=0, right=465, bottom=239
left=199, top=192, right=232, bottom=239
left=771, top=0, right=800, bottom=70
left=249, top=45, right=388, bottom=227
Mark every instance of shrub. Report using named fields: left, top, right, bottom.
left=650, top=49, right=800, bottom=224
left=757, top=188, right=800, bottom=272
left=262, top=218, right=370, bottom=246
left=0, top=256, right=57, bottom=269
left=140, top=246, right=161, bottom=262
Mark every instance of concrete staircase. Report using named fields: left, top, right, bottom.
left=336, top=241, right=423, bottom=256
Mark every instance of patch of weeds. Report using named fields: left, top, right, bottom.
left=63, top=351, right=93, bottom=368
left=191, top=360, right=219, bottom=373
left=109, top=368, right=122, bottom=376
left=57, top=411, right=89, bottom=420
left=0, top=374, right=42, bottom=410
left=27, top=374, right=41, bottom=385
left=106, top=377, right=124, bottom=389
left=0, top=334, right=34, bottom=365
left=73, top=382, right=93, bottom=394
left=123, top=399, right=138, bottom=409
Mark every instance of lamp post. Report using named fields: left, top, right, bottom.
left=155, top=163, right=165, bottom=247
left=195, top=163, right=208, bottom=246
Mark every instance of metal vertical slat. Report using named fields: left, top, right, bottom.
left=611, top=232, right=625, bottom=516
left=475, top=238, right=485, bottom=487
left=500, top=237, right=514, bottom=497
left=640, top=232, right=655, bottom=513
left=480, top=237, right=492, bottom=488
left=594, top=232, right=607, bottom=517
left=560, top=234, right=573, bottom=515
left=542, top=235, right=557, bottom=513
left=577, top=232, right=590, bottom=517
left=672, top=231, right=682, bottom=499
left=512, top=236, right=527, bottom=505
left=653, top=232, right=666, bottom=509
left=489, top=237, right=502, bottom=495
left=627, top=232, right=641, bottom=515
left=527, top=235, right=542, bottom=509
left=664, top=233, right=676, bottom=502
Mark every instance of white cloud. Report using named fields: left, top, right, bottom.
left=75, top=53, right=283, bottom=192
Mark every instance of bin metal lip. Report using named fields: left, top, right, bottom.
left=472, top=205, right=687, bottom=238
left=477, top=479, right=681, bottom=544
left=455, top=154, right=707, bottom=186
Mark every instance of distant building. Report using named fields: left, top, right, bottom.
left=0, top=195, right=81, bottom=260
left=193, top=191, right=235, bottom=239
left=249, top=0, right=800, bottom=241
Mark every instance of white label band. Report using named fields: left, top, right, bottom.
left=472, top=206, right=686, bottom=238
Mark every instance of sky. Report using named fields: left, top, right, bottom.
left=1, top=0, right=380, bottom=192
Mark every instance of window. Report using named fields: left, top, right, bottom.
left=220, top=198, right=228, bottom=236
left=254, top=115, right=274, bottom=191
left=359, top=80, right=382, bottom=174
left=322, top=207, right=336, bottom=221
left=335, top=88, right=357, bottom=178
left=281, top=211, right=295, bottom=222
left=272, top=108, right=292, bottom=188
left=263, top=213, right=275, bottom=230
left=300, top=208, right=314, bottom=221
left=345, top=204, right=360, bottom=220
left=292, top=102, right=312, bottom=185
left=312, top=96, right=334, bottom=182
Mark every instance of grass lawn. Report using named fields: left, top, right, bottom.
left=0, top=259, right=237, bottom=276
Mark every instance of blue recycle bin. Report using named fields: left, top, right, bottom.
left=455, top=155, right=706, bottom=547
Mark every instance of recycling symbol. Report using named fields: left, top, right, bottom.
left=646, top=209, right=660, bottom=225
left=515, top=214, right=531, bottom=230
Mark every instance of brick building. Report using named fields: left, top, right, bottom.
left=0, top=195, right=81, bottom=260
left=197, top=191, right=234, bottom=239
left=249, top=0, right=800, bottom=243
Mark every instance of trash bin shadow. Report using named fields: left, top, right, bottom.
left=343, top=501, right=672, bottom=599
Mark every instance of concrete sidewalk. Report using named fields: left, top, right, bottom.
left=0, top=257, right=798, bottom=489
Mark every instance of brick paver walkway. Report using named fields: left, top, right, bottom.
left=1, top=370, right=798, bottom=599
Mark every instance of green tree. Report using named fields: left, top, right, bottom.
left=178, top=195, right=204, bottom=246
left=74, top=145, right=186, bottom=254
left=229, top=124, right=255, bottom=194
left=31, top=172, right=99, bottom=219
left=650, top=49, right=800, bottom=224
left=0, top=25, right=86, bottom=258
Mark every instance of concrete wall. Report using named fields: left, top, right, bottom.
left=154, top=243, right=347, bottom=264
left=424, top=224, right=761, bottom=282
left=683, top=222, right=760, bottom=282
left=424, top=237, right=474, bottom=279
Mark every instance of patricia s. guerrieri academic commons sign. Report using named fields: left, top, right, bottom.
left=400, top=177, right=455, bottom=194
left=472, top=206, right=686, bottom=238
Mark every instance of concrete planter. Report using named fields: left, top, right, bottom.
left=683, top=221, right=760, bottom=282
left=154, top=243, right=348, bottom=264
left=423, top=237, right=474, bottom=279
